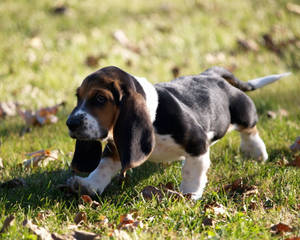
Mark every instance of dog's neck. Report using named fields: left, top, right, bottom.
left=133, top=76, right=158, bottom=123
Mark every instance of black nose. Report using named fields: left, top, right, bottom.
left=66, top=115, right=83, bottom=131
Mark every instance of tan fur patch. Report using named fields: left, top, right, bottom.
left=103, top=141, right=120, bottom=162
left=239, top=125, right=258, bottom=136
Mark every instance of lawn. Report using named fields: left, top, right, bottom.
left=0, top=0, right=299, bottom=239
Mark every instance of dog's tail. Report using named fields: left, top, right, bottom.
left=204, top=66, right=291, bottom=92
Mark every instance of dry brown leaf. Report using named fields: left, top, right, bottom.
left=287, top=156, right=300, bottom=168
left=72, top=230, right=100, bottom=240
left=118, top=213, right=143, bottom=231
left=290, top=137, right=300, bottom=152
left=237, top=38, right=259, bottom=52
left=286, top=3, right=300, bottom=15
left=113, top=30, right=141, bottom=54
left=270, top=222, right=293, bottom=235
left=51, top=232, right=75, bottom=240
left=205, top=202, right=227, bottom=216
left=18, top=102, right=65, bottom=127
left=0, top=215, right=15, bottom=234
left=23, top=219, right=52, bottom=240
left=74, top=212, right=87, bottom=225
left=267, top=111, right=277, bottom=119
left=0, top=178, right=26, bottom=189
left=285, top=237, right=300, bottom=240
left=224, top=178, right=258, bottom=198
left=262, top=34, right=282, bottom=56
left=85, top=55, right=100, bottom=67
left=0, top=102, right=19, bottom=118
left=81, top=195, right=100, bottom=208
left=52, top=5, right=68, bottom=15
left=202, top=217, right=214, bottom=226
left=23, top=149, right=59, bottom=169
left=141, top=186, right=163, bottom=201
left=171, top=66, right=180, bottom=78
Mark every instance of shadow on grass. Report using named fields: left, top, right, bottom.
left=0, top=161, right=162, bottom=212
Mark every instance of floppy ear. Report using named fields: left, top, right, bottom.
left=113, top=91, right=155, bottom=175
left=71, top=140, right=102, bottom=173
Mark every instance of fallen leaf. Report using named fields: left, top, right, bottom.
left=120, top=214, right=135, bottom=225
left=18, top=102, right=65, bottom=127
left=51, top=5, right=68, bottom=15
left=224, top=178, right=258, bottom=198
left=278, top=109, right=289, bottom=117
left=85, top=55, right=100, bottom=67
left=171, top=66, right=180, bottom=78
left=141, top=186, right=163, bottom=201
left=23, top=219, right=52, bottom=240
left=0, top=178, right=26, bottom=189
left=290, top=137, right=300, bottom=152
left=0, top=102, right=20, bottom=118
left=287, top=156, right=300, bottom=168
left=286, top=3, right=300, bottom=15
left=112, top=30, right=141, bottom=54
left=23, top=149, right=59, bottom=169
left=51, top=232, right=74, bottom=240
left=237, top=38, right=259, bottom=52
left=202, top=217, right=214, bottom=226
left=72, top=230, right=100, bottom=240
left=285, top=237, right=300, bottom=240
left=262, top=34, right=282, bottom=56
left=0, top=215, right=15, bottom=233
left=81, top=195, right=100, bottom=208
left=74, top=212, right=87, bottom=225
left=205, top=202, right=227, bottom=216
left=267, top=111, right=277, bottom=119
left=270, top=222, right=293, bottom=235
left=118, top=213, right=143, bottom=231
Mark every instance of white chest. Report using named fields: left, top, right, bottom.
left=149, top=134, right=186, bottom=163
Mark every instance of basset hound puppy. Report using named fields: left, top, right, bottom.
left=66, top=66, right=290, bottom=200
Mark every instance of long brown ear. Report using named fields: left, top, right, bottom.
left=113, top=92, right=155, bottom=175
left=71, top=140, right=102, bottom=173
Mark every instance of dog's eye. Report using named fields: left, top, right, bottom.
left=95, top=95, right=107, bottom=105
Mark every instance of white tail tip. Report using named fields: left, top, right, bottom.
left=248, top=72, right=291, bottom=89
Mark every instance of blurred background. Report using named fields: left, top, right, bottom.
left=0, top=0, right=299, bottom=108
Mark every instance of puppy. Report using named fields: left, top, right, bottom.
left=66, top=66, right=290, bottom=200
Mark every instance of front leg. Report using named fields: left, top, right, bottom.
left=68, top=157, right=121, bottom=196
left=180, top=149, right=210, bottom=200
left=68, top=142, right=121, bottom=196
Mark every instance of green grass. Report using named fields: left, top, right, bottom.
left=0, top=0, right=300, bottom=239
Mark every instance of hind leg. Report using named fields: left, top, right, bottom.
left=230, top=92, right=268, bottom=161
left=238, top=126, right=268, bottom=161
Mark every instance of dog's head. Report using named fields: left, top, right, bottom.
left=67, top=66, right=155, bottom=173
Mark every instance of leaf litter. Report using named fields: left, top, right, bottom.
left=0, top=215, right=15, bottom=234
left=23, top=149, right=59, bottom=169
left=18, top=101, right=66, bottom=127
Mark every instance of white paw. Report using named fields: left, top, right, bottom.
left=240, top=133, right=268, bottom=162
left=67, top=176, right=103, bottom=196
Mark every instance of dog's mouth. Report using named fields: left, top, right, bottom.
left=69, top=129, right=108, bottom=141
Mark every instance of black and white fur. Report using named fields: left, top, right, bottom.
left=67, top=66, right=290, bottom=200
